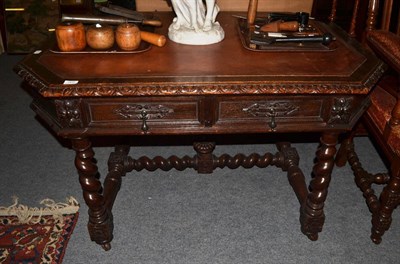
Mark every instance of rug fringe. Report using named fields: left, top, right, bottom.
left=0, top=196, right=79, bottom=224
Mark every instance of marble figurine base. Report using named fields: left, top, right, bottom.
left=168, top=23, right=225, bottom=45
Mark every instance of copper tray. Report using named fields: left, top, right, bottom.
left=236, top=17, right=337, bottom=52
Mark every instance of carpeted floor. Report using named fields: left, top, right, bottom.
left=1, top=53, right=399, bottom=264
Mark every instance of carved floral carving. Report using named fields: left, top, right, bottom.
left=55, top=99, right=83, bottom=128
left=328, top=97, right=353, bottom=124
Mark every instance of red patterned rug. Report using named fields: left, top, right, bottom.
left=0, top=197, right=79, bottom=264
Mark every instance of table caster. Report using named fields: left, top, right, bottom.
left=101, top=243, right=112, bottom=251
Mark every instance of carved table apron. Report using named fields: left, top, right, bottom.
left=14, top=12, right=385, bottom=250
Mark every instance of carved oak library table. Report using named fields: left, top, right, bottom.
left=14, top=13, right=384, bottom=250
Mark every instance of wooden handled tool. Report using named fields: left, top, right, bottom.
left=96, top=3, right=162, bottom=27
left=251, top=33, right=334, bottom=46
left=141, top=20, right=163, bottom=27
left=62, top=14, right=162, bottom=27
left=247, top=0, right=258, bottom=26
left=260, top=21, right=300, bottom=32
left=140, top=31, right=166, bottom=47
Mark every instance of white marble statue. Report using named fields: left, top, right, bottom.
left=168, top=0, right=225, bottom=45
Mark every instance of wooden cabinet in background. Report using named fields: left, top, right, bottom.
left=0, top=0, right=7, bottom=52
left=3, top=0, right=59, bottom=53
left=59, top=0, right=93, bottom=15
left=311, top=0, right=369, bottom=41
left=2, top=0, right=94, bottom=53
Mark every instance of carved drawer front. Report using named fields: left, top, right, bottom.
left=85, top=98, right=201, bottom=132
left=217, top=97, right=325, bottom=131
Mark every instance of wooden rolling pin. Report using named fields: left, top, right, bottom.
left=260, top=21, right=300, bottom=32
left=140, top=31, right=166, bottom=47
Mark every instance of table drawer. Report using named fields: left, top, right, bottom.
left=48, top=95, right=366, bottom=136
left=85, top=98, right=202, bottom=132
left=217, top=97, right=325, bottom=131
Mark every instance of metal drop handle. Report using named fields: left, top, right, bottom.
left=139, top=110, right=149, bottom=132
left=268, top=115, right=277, bottom=130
